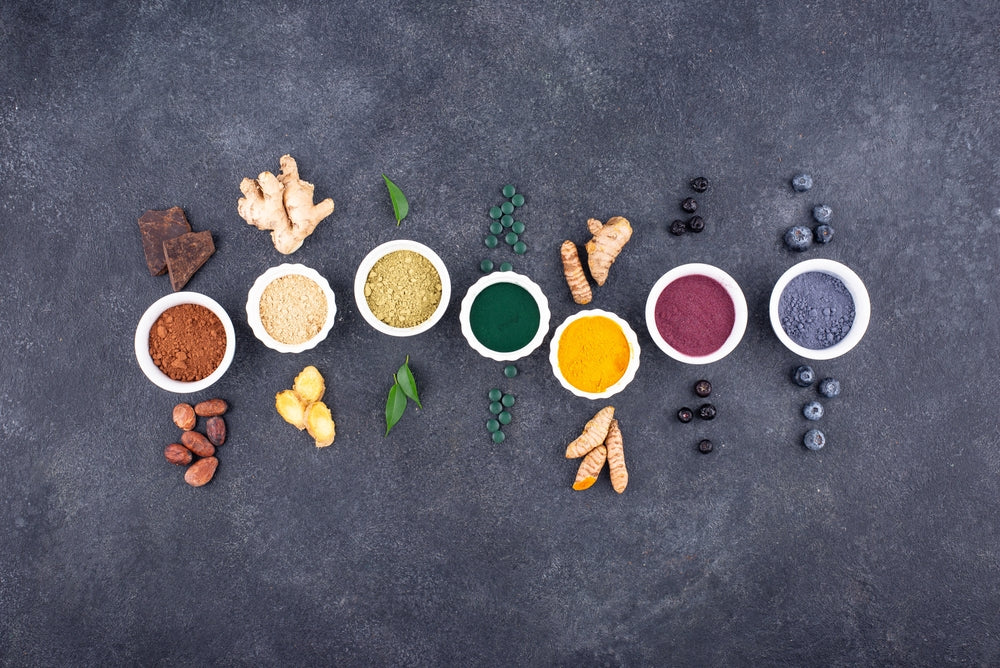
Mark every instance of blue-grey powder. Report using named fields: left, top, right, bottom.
left=778, top=271, right=855, bottom=349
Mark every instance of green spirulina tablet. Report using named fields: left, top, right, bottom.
left=486, top=419, right=500, bottom=432
left=503, top=365, right=517, bottom=377
left=484, top=235, right=498, bottom=248
left=502, top=184, right=516, bottom=198
left=501, top=394, right=515, bottom=407
left=489, top=206, right=502, bottom=219
left=511, top=221, right=525, bottom=234
left=505, top=232, right=519, bottom=245
left=498, top=411, right=512, bottom=425
left=488, top=388, right=502, bottom=401
left=513, top=241, right=527, bottom=255
left=489, top=221, right=503, bottom=235
left=492, top=430, right=506, bottom=444
left=501, top=201, right=514, bottom=215
left=501, top=215, right=514, bottom=227
left=480, top=259, right=494, bottom=273
left=511, top=193, right=525, bottom=207
left=499, top=262, right=512, bottom=272
left=489, top=401, right=503, bottom=415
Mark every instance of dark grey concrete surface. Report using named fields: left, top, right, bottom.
left=2, top=1, right=999, bottom=665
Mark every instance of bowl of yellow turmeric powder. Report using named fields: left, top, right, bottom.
left=549, top=309, right=641, bottom=399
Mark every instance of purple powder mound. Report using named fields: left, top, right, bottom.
left=778, top=271, right=856, bottom=349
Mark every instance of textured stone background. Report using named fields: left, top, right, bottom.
left=2, top=1, right=999, bottom=665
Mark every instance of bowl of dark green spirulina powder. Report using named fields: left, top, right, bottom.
left=459, top=272, right=550, bottom=361
left=770, top=259, right=871, bottom=360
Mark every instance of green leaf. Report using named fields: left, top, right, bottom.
left=396, top=355, right=421, bottom=409
left=385, top=379, right=407, bottom=436
left=382, top=173, right=409, bottom=226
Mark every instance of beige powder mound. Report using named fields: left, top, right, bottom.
left=363, top=250, right=442, bottom=328
left=260, top=274, right=328, bottom=344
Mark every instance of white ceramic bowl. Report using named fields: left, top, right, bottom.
left=549, top=309, right=641, bottom=400
left=353, top=240, right=451, bottom=337
left=135, top=292, right=236, bottom=393
left=645, top=263, right=748, bottom=365
left=459, top=272, right=550, bottom=361
left=246, top=264, right=337, bottom=353
left=769, top=258, right=871, bottom=360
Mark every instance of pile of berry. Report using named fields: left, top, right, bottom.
left=792, top=365, right=841, bottom=450
left=676, top=379, right=718, bottom=453
left=784, top=173, right=834, bottom=251
left=669, top=177, right=710, bottom=236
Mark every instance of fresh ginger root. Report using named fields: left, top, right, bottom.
left=275, top=389, right=307, bottom=430
left=238, top=154, right=334, bottom=254
left=605, top=418, right=628, bottom=493
left=573, top=444, right=607, bottom=490
left=293, top=365, right=325, bottom=403
left=560, top=240, right=592, bottom=305
left=276, top=366, right=336, bottom=447
left=585, top=216, right=632, bottom=286
left=565, top=406, right=615, bottom=458
left=305, top=401, right=336, bottom=448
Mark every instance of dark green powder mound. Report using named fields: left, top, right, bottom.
left=469, top=282, right=540, bottom=353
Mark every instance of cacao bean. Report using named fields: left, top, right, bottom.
left=180, top=430, right=215, bottom=457
left=195, top=399, right=227, bottom=417
left=172, top=403, right=196, bottom=430
left=206, top=416, right=226, bottom=446
left=164, top=443, right=192, bottom=465
left=184, top=456, right=218, bottom=487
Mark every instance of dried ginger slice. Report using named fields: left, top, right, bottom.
left=276, top=389, right=307, bottom=430
left=305, top=401, right=336, bottom=447
left=293, top=365, right=325, bottom=403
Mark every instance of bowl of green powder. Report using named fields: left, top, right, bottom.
left=459, top=272, right=550, bottom=362
left=353, top=240, right=451, bottom=337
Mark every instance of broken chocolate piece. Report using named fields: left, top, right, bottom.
left=164, top=231, right=215, bottom=291
left=138, top=207, right=192, bottom=276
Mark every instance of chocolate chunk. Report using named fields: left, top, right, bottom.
left=138, top=207, right=191, bottom=276
left=164, top=231, right=215, bottom=291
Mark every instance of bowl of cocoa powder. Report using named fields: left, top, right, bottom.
left=135, top=292, right=236, bottom=393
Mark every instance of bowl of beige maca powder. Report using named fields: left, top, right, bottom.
left=246, top=263, right=337, bottom=353
left=353, top=240, right=451, bottom=337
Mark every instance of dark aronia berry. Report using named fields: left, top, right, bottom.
left=687, top=215, right=705, bottom=233
left=698, top=439, right=714, bottom=453
left=670, top=219, right=687, bottom=236
left=697, top=404, right=717, bottom=420
left=690, top=177, right=709, bottom=193
left=677, top=407, right=693, bottom=423
left=681, top=197, right=698, bottom=213
left=694, top=380, right=712, bottom=397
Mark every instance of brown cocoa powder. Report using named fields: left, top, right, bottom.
left=149, top=304, right=226, bottom=382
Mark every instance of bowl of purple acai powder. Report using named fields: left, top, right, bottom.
left=769, top=259, right=871, bottom=360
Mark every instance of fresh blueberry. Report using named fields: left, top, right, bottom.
left=669, top=219, right=687, bottom=236
left=694, top=380, right=712, bottom=397
left=814, top=224, right=834, bottom=244
left=791, top=174, right=813, bottom=192
left=681, top=197, right=698, bottom=213
left=690, top=177, right=710, bottom=193
left=803, top=429, right=826, bottom=450
left=803, top=401, right=824, bottom=421
left=812, top=205, right=833, bottom=224
left=697, top=404, right=717, bottom=420
left=698, top=439, right=714, bottom=453
left=677, top=407, right=693, bottom=423
left=818, top=378, right=841, bottom=398
left=793, top=365, right=815, bottom=387
left=686, top=215, right=705, bottom=233
left=784, top=225, right=813, bottom=251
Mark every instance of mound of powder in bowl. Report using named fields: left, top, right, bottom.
left=259, top=274, right=328, bottom=344
left=364, top=250, right=442, bottom=328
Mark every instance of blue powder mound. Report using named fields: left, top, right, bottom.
left=778, top=271, right=856, bottom=349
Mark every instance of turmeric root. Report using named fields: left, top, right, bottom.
left=565, top=406, right=615, bottom=458
left=305, top=400, right=336, bottom=448
left=275, top=389, right=307, bottom=430
left=605, top=418, right=628, bottom=493
left=572, top=444, right=607, bottom=490
left=560, top=240, right=592, bottom=305
left=293, top=365, right=325, bottom=403
left=238, top=154, right=334, bottom=254
left=585, top=216, right=632, bottom=286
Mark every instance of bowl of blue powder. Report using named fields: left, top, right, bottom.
left=769, top=259, right=871, bottom=360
